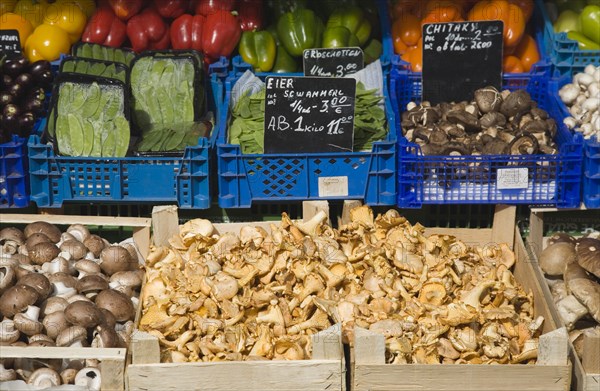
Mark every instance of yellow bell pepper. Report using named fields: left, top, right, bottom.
left=13, top=0, right=48, bottom=28
left=43, top=2, right=87, bottom=43
left=24, top=24, right=71, bottom=62
left=53, top=0, right=95, bottom=19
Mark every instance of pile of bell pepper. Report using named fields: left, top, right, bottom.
left=550, top=0, right=600, bottom=50
left=238, top=0, right=383, bottom=73
left=391, top=0, right=541, bottom=73
left=78, top=0, right=247, bottom=63
left=0, top=0, right=95, bottom=62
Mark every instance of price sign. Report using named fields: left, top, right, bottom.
left=422, top=21, right=503, bottom=105
left=264, top=76, right=356, bottom=153
left=303, top=47, right=364, bottom=77
left=0, top=30, right=22, bottom=59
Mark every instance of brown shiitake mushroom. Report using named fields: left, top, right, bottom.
left=28, top=242, right=60, bottom=266
left=84, top=235, right=105, bottom=258
left=95, top=289, right=135, bottom=322
left=18, top=273, right=52, bottom=300
left=0, top=284, right=40, bottom=317
left=577, top=238, right=600, bottom=278
left=474, top=86, right=502, bottom=114
left=500, top=90, right=532, bottom=118
left=547, top=233, right=577, bottom=247
left=482, top=139, right=509, bottom=155
left=539, top=242, right=577, bottom=276
left=447, top=110, right=481, bottom=133
left=99, top=246, right=136, bottom=276
left=64, top=301, right=105, bottom=329
left=24, top=222, right=62, bottom=243
left=480, top=112, right=507, bottom=129
left=509, top=134, right=539, bottom=155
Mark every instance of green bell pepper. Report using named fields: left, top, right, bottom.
left=554, top=10, right=581, bottom=32
left=266, top=0, right=307, bottom=17
left=322, top=26, right=360, bottom=48
left=267, top=25, right=298, bottom=73
left=324, top=6, right=371, bottom=48
left=588, top=0, right=600, bottom=7
left=580, top=5, right=600, bottom=44
left=567, top=30, right=600, bottom=49
left=239, top=30, right=277, bottom=72
left=362, top=38, right=382, bottom=64
left=276, top=8, right=324, bottom=57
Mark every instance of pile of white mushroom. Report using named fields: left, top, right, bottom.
left=558, top=65, right=600, bottom=140
left=141, top=206, right=543, bottom=365
left=538, top=231, right=600, bottom=360
left=0, top=222, right=143, bottom=389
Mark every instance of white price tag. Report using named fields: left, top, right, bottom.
left=497, top=168, right=529, bottom=190
left=318, top=176, right=349, bottom=197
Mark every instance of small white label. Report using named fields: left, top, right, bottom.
left=497, top=168, right=529, bottom=189
left=318, top=176, right=349, bottom=197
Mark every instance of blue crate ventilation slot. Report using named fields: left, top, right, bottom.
left=216, top=70, right=397, bottom=208
left=28, top=136, right=211, bottom=208
left=0, top=136, right=29, bottom=208
left=391, top=62, right=584, bottom=208
left=584, top=136, right=600, bottom=208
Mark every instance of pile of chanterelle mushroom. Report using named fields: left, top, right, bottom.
left=0, top=222, right=143, bottom=390
left=141, top=206, right=543, bottom=364
left=538, top=231, right=600, bottom=361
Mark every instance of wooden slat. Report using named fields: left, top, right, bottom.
left=0, top=214, right=151, bottom=227
left=582, top=332, right=600, bottom=375
left=353, top=364, right=571, bottom=391
left=127, top=360, right=342, bottom=391
left=423, top=228, right=494, bottom=245
left=151, top=205, right=179, bottom=247
left=338, top=200, right=362, bottom=227
left=491, top=205, right=517, bottom=249
left=354, top=327, right=385, bottom=365
left=0, top=346, right=125, bottom=360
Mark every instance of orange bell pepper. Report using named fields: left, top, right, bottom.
left=1, top=12, right=33, bottom=45
left=468, top=0, right=525, bottom=49
left=422, top=5, right=463, bottom=25
left=514, top=33, right=539, bottom=72
left=503, top=55, right=525, bottom=73
left=508, top=0, right=533, bottom=22
left=393, top=13, right=422, bottom=47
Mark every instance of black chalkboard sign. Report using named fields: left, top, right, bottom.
left=0, top=30, right=22, bottom=59
left=422, top=21, right=503, bottom=105
left=264, top=76, right=356, bottom=153
left=303, top=47, right=364, bottom=77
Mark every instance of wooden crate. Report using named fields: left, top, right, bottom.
left=527, top=207, right=600, bottom=391
left=0, top=214, right=152, bottom=391
left=126, top=203, right=346, bottom=391
left=351, top=205, right=572, bottom=391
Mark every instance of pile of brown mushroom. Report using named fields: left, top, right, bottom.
left=141, top=206, right=542, bottom=365
left=0, top=222, right=143, bottom=389
left=539, top=231, right=600, bottom=360
left=401, top=87, right=559, bottom=156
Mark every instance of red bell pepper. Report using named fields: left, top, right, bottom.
left=238, top=0, right=263, bottom=31
left=154, top=0, right=189, bottom=19
left=202, top=9, right=241, bottom=61
left=127, top=7, right=170, bottom=52
left=81, top=6, right=127, bottom=47
left=108, top=0, right=144, bottom=20
left=170, top=14, right=204, bottom=51
left=195, top=0, right=235, bottom=16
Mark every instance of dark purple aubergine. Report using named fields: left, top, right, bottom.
left=18, top=112, right=35, bottom=134
left=8, top=83, right=25, bottom=99
left=0, top=74, right=13, bottom=90
left=3, top=104, right=19, bottom=118
left=0, top=92, right=13, bottom=107
left=2, top=57, right=28, bottom=77
left=33, top=70, right=53, bottom=88
left=28, top=87, right=46, bottom=102
left=23, top=98, right=43, bottom=115
left=14, top=73, right=33, bottom=91
left=1, top=113, right=18, bottom=130
left=29, top=60, right=51, bottom=78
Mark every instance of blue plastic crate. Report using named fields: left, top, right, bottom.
left=537, top=0, right=600, bottom=76
left=549, top=75, right=600, bottom=209
left=26, top=62, right=225, bottom=209
left=391, top=63, right=583, bottom=208
left=0, top=136, right=29, bottom=208
left=216, top=71, right=397, bottom=208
